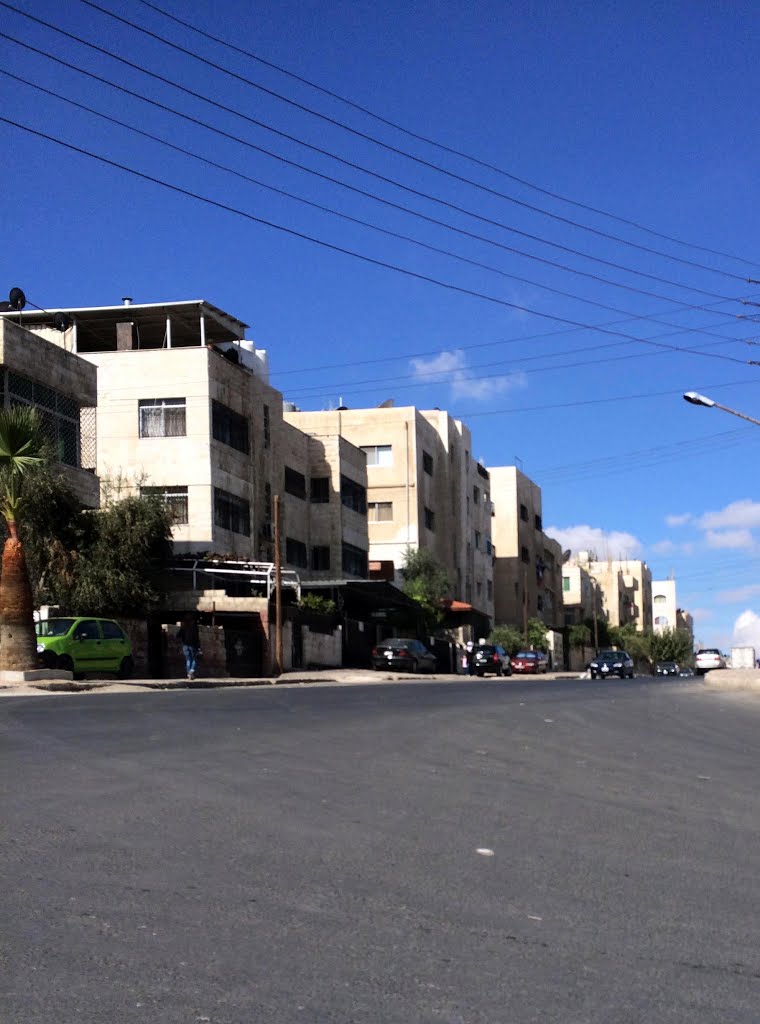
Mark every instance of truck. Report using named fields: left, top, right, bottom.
left=730, top=646, right=756, bottom=669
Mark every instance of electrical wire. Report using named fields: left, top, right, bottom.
left=1, top=113, right=755, bottom=372
left=134, top=0, right=759, bottom=270
left=4, top=65, right=753, bottom=351
left=0, top=6, right=748, bottom=303
left=77, top=0, right=754, bottom=283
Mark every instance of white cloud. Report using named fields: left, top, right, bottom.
left=665, top=513, right=692, bottom=527
left=716, top=583, right=760, bottom=605
left=545, top=524, right=642, bottom=560
left=409, top=350, right=528, bottom=401
left=704, top=529, right=755, bottom=550
left=651, top=539, right=674, bottom=554
left=699, top=499, right=760, bottom=531
left=689, top=607, right=713, bottom=622
left=732, top=610, right=760, bottom=649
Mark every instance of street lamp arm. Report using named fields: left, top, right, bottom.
left=711, top=401, right=760, bottom=428
left=682, top=391, right=760, bottom=427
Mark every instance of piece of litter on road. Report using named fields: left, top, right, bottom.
left=475, top=749, right=488, bottom=755
left=543, top=718, right=554, bottom=723
left=697, top=775, right=711, bottom=781
left=476, top=848, right=495, bottom=856
left=527, top=915, right=542, bottom=921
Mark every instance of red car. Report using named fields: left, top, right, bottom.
left=511, top=650, right=549, bottom=674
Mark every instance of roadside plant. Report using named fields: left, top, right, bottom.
left=400, top=547, right=449, bottom=632
left=489, top=624, right=523, bottom=655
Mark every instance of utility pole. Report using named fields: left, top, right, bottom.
left=273, top=493, right=282, bottom=677
left=523, top=568, right=529, bottom=646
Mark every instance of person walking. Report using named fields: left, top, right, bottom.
left=178, top=613, right=200, bottom=680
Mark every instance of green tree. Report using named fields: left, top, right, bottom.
left=0, top=407, right=50, bottom=670
left=608, top=623, right=650, bottom=668
left=648, top=628, right=693, bottom=669
left=568, top=623, right=592, bottom=660
left=527, top=617, right=548, bottom=651
left=400, top=546, right=449, bottom=632
left=489, top=624, right=523, bottom=655
left=18, top=465, right=84, bottom=611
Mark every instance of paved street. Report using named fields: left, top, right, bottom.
left=2, top=676, right=760, bottom=1023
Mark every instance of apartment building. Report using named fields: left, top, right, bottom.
left=573, top=552, right=653, bottom=632
left=284, top=405, right=495, bottom=623
left=651, top=578, right=677, bottom=631
left=488, top=466, right=563, bottom=631
left=561, top=562, right=602, bottom=626
left=0, top=316, right=98, bottom=507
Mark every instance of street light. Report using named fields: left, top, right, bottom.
left=683, top=391, right=760, bottom=427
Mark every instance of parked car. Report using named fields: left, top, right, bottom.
left=471, top=644, right=512, bottom=677
left=371, top=638, right=437, bottom=673
left=511, top=650, right=548, bottom=674
left=655, top=661, right=680, bottom=676
left=589, top=650, right=634, bottom=679
left=695, top=648, right=726, bottom=675
left=36, top=617, right=134, bottom=678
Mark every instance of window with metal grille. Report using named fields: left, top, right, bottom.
left=342, top=542, right=368, bottom=578
left=141, top=485, right=189, bottom=525
left=284, top=466, right=306, bottom=500
left=138, top=398, right=186, bottom=438
left=285, top=537, right=308, bottom=568
left=521, top=546, right=530, bottom=563
left=424, top=506, right=435, bottom=532
left=7, top=371, right=81, bottom=467
left=212, top=400, right=249, bottom=453
left=311, top=545, right=330, bottom=571
left=368, top=501, right=392, bottom=522
left=214, top=487, right=250, bottom=536
left=422, top=450, right=433, bottom=476
left=340, top=475, right=366, bottom=514
left=310, top=477, right=330, bottom=503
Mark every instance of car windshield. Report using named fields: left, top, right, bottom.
left=597, top=651, right=622, bottom=661
left=515, top=652, right=536, bottom=659
left=36, top=618, right=76, bottom=637
left=382, top=639, right=414, bottom=648
left=476, top=646, right=496, bottom=655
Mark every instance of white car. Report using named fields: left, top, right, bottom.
left=695, top=649, right=726, bottom=675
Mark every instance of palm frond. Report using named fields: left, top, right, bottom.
left=0, top=406, right=51, bottom=472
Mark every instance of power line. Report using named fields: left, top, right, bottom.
left=134, top=0, right=759, bottom=271
left=5, top=65, right=753, bottom=354
left=77, top=0, right=753, bottom=284
left=1, top=113, right=755, bottom=372
left=0, top=6, right=747, bottom=304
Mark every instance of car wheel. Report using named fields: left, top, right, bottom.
left=59, top=654, right=75, bottom=676
left=40, top=650, right=58, bottom=669
left=410, top=659, right=418, bottom=674
left=118, top=656, right=134, bottom=680
left=496, top=664, right=503, bottom=677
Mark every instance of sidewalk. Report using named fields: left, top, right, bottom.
left=0, top=667, right=582, bottom=697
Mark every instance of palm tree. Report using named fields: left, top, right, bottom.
left=0, top=406, right=49, bottom=671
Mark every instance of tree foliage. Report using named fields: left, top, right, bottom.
left=527, top=617, right=549, bottom=651
left=489, top=624, right=523, bottom=655
left=568, top=623, right=592, bottom=652
left=648, top=628, right=693, bottom=667
left=400, top=546, right=449, bottom=631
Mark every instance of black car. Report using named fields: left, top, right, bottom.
left=655, top=661, right=679, bottom=676
left=471, top=644, right=511, bottom=677
left=371, top=638, right=437, bottom=673
left=589, top=650, right=634, bottom=679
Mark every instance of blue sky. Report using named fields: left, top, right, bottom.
left=2, top=0, right=760, bottom=650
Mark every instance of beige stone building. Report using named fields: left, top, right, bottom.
left=284, top=405, right=495, bottom=624
left=0, top=316, right=98, bottom=507
left=561, top=563, right=602, bottom=626
left=572, top=553, right=653, bottom=632
left=488, top=467, right=563, bottom=632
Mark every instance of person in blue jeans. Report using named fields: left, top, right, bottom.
left=178, top=613, right=200, bottom=680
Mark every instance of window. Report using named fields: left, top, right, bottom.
left=141, top=485, right=189, bottom=525
left=311, top=545, right=330, bottom=571
left=474, top=530, right=481, bottom=550
left=74, top=620, right=100, bottom=640
left=519, top=503, right=529, bottom=522
left=368, top=501, right=393, bottom=522
left=310, top=476, right=330, bottom=503
left=473, top=486, right=480, bottom=504
left=537, top=595, right=544, bottom=612
left=476, top=581, right=482, bottom=598
left=214, top=487, right=250, bottom=536
left=654, top=594, right=667, bottom=605
left=264, top=483, right=272, bottom=524
left=285, top=537, right=308, bottom=568
left=535, top=514, right=542, bottom=531
left=101, top=621, right=126, bottom=641
left=655, top=615, right=669, bottom=627
left=138, top=398, right=185, bottom=438
left=7, top=372, right=81, bottom=467
left=212, top=400, right=249, bottom=454
left=485, top=537, right=492, bottom=555
left=360, top=444, right=392, bottom=467
left=284, top=466, right=306, bottom=500
left=487, top=579, right=493, bottom=600
left=424, top=506, right=435, bottom=532
left=340, top=475, right=367, bottom=514
left=422, top=450, right=434, bottom=476
left=263, top=404, right=270, bottom=447
left=521, top=546, right=530, bottom=564
left=563, top=575, right=571, bottom=592
left=342, top=542, right=368, bottom=578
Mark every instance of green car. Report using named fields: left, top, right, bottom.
left=36, top=617, right=134, bottom=678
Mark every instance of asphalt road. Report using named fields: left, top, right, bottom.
left=2, top=676, right=759, bottom=1023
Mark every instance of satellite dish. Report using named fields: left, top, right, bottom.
left=8, top=287, right=26, bottom=311
left=562, top=549, right=572, bottom=563
left=53, top=312, right=72, bottom=332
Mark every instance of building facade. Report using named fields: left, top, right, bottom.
left=572, top=553, right=653, bottom=633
